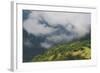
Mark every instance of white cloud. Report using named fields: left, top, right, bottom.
left=23, top=11, right=56, bottom=36
left=46, top=34, right=73, bottom=43
left=40, top=33, right=75, bottom=48
left=23, top=39, right=33, bottom=48
left=23, top=10, right=91, bottom=48
left=43, top=11, right=91, bottom=37
left=41, top=42, right=52, bottom=48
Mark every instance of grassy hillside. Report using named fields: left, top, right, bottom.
left=32, top=38, right=91, bottom=62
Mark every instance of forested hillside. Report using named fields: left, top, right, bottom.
left=32, top=38, right=91, bottom=62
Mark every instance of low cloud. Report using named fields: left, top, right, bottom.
left=23, top=10, right=91, bottom=48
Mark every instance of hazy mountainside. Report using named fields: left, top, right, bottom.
left=23, top=28, right=91, bottom=62
left=23, top=10, right=91, bottom=62
left=23, top=29, right=47, bottom=62
left=32, top=37, right=91, bottom=62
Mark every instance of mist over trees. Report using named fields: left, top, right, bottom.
left=23, top=10, right=91, bottom=62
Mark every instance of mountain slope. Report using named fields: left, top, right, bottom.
left=32, top=38, right=91, bottom=62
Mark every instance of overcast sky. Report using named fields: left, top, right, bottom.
left=23, top=10, right=91, bottom=48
